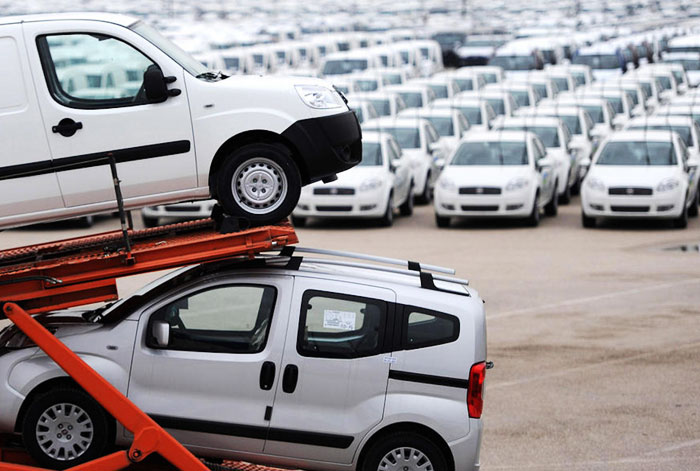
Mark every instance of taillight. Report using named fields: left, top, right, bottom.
left=467, top=361, right=486, bottom=418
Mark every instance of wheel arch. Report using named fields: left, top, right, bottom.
left=357, top=422, right=455, bottom=471
left=208, top=130, right=309, bottom=198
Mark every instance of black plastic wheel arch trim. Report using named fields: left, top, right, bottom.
left=389, top=370, right=469, bottom=389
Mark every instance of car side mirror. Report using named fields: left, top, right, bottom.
left=152, top=320, right=170, bottom=347
left=435, top=157, right=446, bottom=170
left=536, top=157, right=554, bottom=171
left=428, top=142, right=441, bottom=155
left=390, top=159, right=401, bottom=172
left=144, top=64, right=181, bottom=103
left=580, top=157, right=592, bottom=169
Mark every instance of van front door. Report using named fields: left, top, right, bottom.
left=264, top=277, right=395, bottom=464
left=23, top=20, right=197, bottom=209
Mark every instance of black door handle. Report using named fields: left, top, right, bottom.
left=282, top=364, right=298, bottom=393
left=52, top=118, right=83, bottom=137
left=259, top=361, right=276, bottom=390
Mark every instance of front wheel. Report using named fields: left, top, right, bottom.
left=673, top=202, right=689, bottom=229
left=582, top=211, right=596, bottom=228
left=525, top=193, right=540, bottom=227
left=379, top=194, right=394, bottom=227
left=22, top=388, right=112, bottom=470
left=544, top=184, right=558, bottom=217
left=688, top=191, right=699, bottom=218
left=361, top=432, right=448, bottom=471
left=215, top=143, right=301, bottom=226
left=415, top=173, right=432, bottom=205
left=558, top=176, right=571, bottom=205
left=399, top=183, right=414, bottom=216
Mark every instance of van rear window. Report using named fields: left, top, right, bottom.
left=404, top=308, right=459, bottom=349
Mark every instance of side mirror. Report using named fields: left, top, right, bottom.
left=435, top=157, right=446, bottom=170
left=428, top=142, right=441, bottom=155
left=144, top=64, right=181, bottom=103
left=390, top=159, right=401, bottom=172
left=152, top=321, right=170, bottom=347
left=580, top=157, right=592, bottom=169
left=536, top=157, right=554, bottom=171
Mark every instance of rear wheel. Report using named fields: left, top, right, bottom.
left=525, top=192, right=540, bottom=227
left=415, top=173, right=432, bottom=205
left=688, top=191, right=699, bottom=218
left=581, top=211, right=596, bottom=228
left=361, top=432, right=448, bottom=471
left=291, top=215, right=306, bottom=227
left=141, top=214, right=159, bottom=228
left=22, top=388, right=112, bottom=470
left=399, top=183, right=414, bottom=216
left=215, top=143, right=301, bottom=226
left=673, top=201, right=689, bottom=229
left=544, top=184, right=558, bottom=217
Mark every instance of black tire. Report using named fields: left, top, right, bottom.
left=141, top=214, right=159, bottom=228
left=570, top=176, right=581, bottom=196
left=558, top=177, right=571, bottom=205
left=379, top=194, right=394, bottom=227
left=76, top=215, right=94, bottom=228
left=215, top=142, right=302, bottom=226
left=673, top=202, right=688, bottom=229
left=415, top=173, right=432, bottom=205
left=291, top=215, right=306, bottom=227
left=361, top=432, right=448, bottom=471
left=544, top=186, right=558, bottom=217
left=525, top=192, right=540, bottom=227
left=688, top=191, right=699, bottom=218
left=399, top=183, right=414, bottom=216
left=435, top=214, right=450, bottom=228
left=581, top=211, right=596, bottom=228
left=22, top=388, right=112, bottom=470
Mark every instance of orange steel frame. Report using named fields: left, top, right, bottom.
left=0, top=220, right=298, bottom=470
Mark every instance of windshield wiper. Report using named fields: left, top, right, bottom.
left=196, top=70, right=228, bottom=81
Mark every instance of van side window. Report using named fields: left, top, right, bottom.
left=298, top=291, right=386, bottom=359
left=37, top=33, right=155, bottom=109
left=404, top=308, right=459, bottom=349
left=147, top=284, right=276, bottom=354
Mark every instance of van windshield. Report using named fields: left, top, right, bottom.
left=451, top=141, right=528, bottom=165
left=596, top=141, right=676, bottom=165
left=130, top=21, right=207, bottom=77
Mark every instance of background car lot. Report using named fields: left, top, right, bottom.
left=2, top=202, right=699, bottom=470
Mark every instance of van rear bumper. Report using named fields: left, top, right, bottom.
left=282, top=110, right=362, bottom=184
left=449, top=418, right=483, bottom=471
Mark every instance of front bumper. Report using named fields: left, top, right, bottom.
left=294, top=190, right=387, bottom=218
left=582, top=191, right=684, bottom=218
left=435, top=191, right=533, bottom=217
left=282, top=110, right=362, bottom=184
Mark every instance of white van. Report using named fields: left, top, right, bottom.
left=0, top=13, right=361, bottom=228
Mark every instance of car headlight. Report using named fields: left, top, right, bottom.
left=505, top=177, right=530, bottom=191
left=295, top=85, right=344, bottom=109
left=585, top=177, right=606, bottom=192
left=438, top=177, right=457, bottom=191
left=359, top=177, right=383, bottom=192
left=656, top=178, right=680, bottom=192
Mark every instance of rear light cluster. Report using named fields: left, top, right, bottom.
left=467, top=361, right=486, bottom=418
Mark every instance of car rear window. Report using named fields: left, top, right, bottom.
left=404, top=308, right=459, bottom=350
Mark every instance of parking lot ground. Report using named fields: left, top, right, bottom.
left=2, top=196, right=700, bottom=470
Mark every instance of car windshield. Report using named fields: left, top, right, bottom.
left=455, top=78, right=474, bottom=91
left=481, top=73, right=498, bottom=84
left=486, top=98, right=505, bottom=115
left=323, top=59, right=368, bottom=75
left=581, top=105, right=604, bottom=123
left=451, top=141, right=529, bottom=165
left=604, top=96, right=623, bottom=114
left=531, top=83, right=548, bottom=98
left=355, top=79, right=378, bottom=92
left=551, top=77, right=569, bottom=91
left=223, top=57, right=240, bottom=69
left=367, top=127, right=420, bottom=149
left=502, top=125, right=560, bottom=147
left=597, top=141, right=676, bottom=165
left=623, top=89, right=639, bottom=106
left=400, top=51, right=410, bottom=64
left=628, top=125, right=692, bottom=146
left=466, top=39, right=504, bottom=47
left=428, top=84, right=449, bottom=99
left=558, top=115, right=581, bottom=135
left=398, top=92, right=423, bottom=108
left=572, top=54, right=619, bottom=70
left=489, top=55, right=536, bottom=71
left=672, top=70, right=685, bottom=84
left=369, top=99, right=391, bottom=116
left=510, top=90, right=530, bottom=107
left=639, top=82, right=653, bottom=98
left=456, top=106, right=482, bottom=124
left=572, top=72, right=586, bottom=86
left=130, top=21, right=207, bottom=76
left=667, top=58, right=700, bottom=70
left=384, top=74, right=402, bottom=85
left=426, top=117, right=454, bottom=136
left=360, top=142, right=383, bottom=165
left=433, top=32, right=466, bottom=48
left=656, top=75, right=672, bottom=90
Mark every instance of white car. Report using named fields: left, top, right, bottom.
left=581, top=130, right=700, bottom=228
left=494, top=116, right=576, bottom=203
left=625, top=116, right=700, bottom=160
left=573, top=89, right=634, bottom=129
left=363, top=117, right=441, bottom=204
left=320, top=50, right=383, bottom=77
left=0, top=13, right=361, bottom=229
left=434, top=131, right=558, bottom=227
left=553, top=96, right=616, bottom=144
left=662, top=52, right=700, bottom=88
left=544, top=63, right=594, bottom=88
left=484, top=82, right=541, bottom=109
left=350, top=92, right=407, bottom=117
left=433, top=70, right=486, bottom=92
left=409, top=77, right=462, bottom=99
left=431, top=98, right=497, bottom=133
left=460, top=65, right=504, bottom=84
left=398, top=108, right=471, bottom=158
left=384, top=84, right=437, bottom=109
left=293, top=132, right=413, bottom=226
left=590, top=80, right=649, bottom=117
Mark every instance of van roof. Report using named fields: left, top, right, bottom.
left=0, top=12, right=137, bottom=27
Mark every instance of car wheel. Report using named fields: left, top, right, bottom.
left=216, top=143, right=301, bottom=227
left=142, top=214, right=159, bottom=228
left=570, top=176, right=581, bottom=196
left=22, top=388, right=112, bottom=470
left=525, top=192, right=540, bottom=227
left=558, top=177, right=571, bottom=205
left=673, top=201, right=688, bottom=229
left=399, top=183, right=414, bottom=216
left=291, top=215, right=306, bottom=227
left=435, top=214, right=450, bottom=228
left=688, top=191, right=699, bottom=218
left=76, top=215, right=94, bottom=228
left=379, top=194, right=394, bottom=227
left=415, top=173, right=432, bottom=205
left=544, top=184, right=558, bottom=217
left=581, top=211, right=596, bottom=228
left=361, top=432, right=448, bottom=471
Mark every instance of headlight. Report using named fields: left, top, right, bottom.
left=359, top=177, right=383, bottom=192
left=295, top=85, right=344, bottom=109
left=586, top=177, right=606, bottom=192
left=505, top=177, right=530, bottom=191
left=438, top=177, right=457, bottom=191
left=656, top=178, right=680, bottom=192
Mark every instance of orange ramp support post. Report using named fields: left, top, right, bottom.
left=0, top=301, right=209, bottom=471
